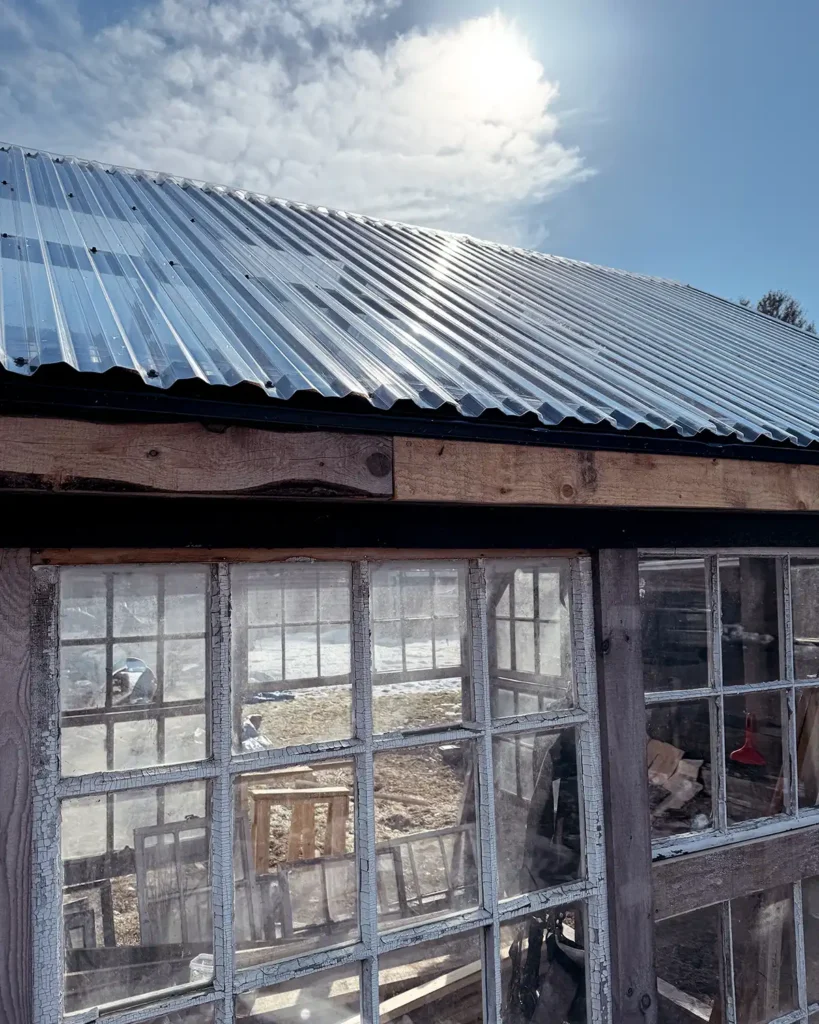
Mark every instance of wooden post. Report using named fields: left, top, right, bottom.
left=0, top=549, right=32, bottom=1024
left=592, top=549, right=657, bottom=1024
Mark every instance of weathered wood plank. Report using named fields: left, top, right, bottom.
left=33, top=547, right=585, bottom=566
left=654, top=825, right=819, bottom=921
left=593, top=549, right=657, bottom=1024
left=0, top=549, right=32, bottom=1024
left=0, top=418, right=392, bottom=497
left=393, top=437, right=819, bottom=510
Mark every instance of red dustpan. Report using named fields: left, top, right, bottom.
left=730, top=712, right=766, bottom=766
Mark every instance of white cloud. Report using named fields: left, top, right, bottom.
left=0, top=0, right=590, bottom=245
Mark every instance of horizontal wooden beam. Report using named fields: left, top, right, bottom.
left=0, top=417, right=392, bottom=498
left=33, top=547, right=585, bottom=565
left=393, top=437, right=819, bottom=511
left=653, top=824, right=819, bottom=920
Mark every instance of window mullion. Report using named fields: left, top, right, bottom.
left=211, top=564, right=235, bottom=1024
left=31, top=564, right=63, bottom=1024
left=782, top=554, right=800, bottom=818
left=708, top=554, right=730, bottom=834
left=351, top=561, right=379, bottom=1022
left=720, top=900, right=738, bottom=1024
left=794, top=879, right=809, bottom=1017
left=467, top=559, right=502, bottom=1024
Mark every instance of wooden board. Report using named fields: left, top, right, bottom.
left=33, top=547, right=585, bottom=566
left=0, top=417, right=392, bottom=497
left=0, top=550, right=31, bottom=1024
left=593, top=549, right=658, bottom=1023
left=393, top=436, right=819, bottom=510
left=654, top=823, right=819, bottom=921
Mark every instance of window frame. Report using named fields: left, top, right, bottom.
left=643, top=548, right=819, bottom=859
left=31, top=554, right=611, bottom=1024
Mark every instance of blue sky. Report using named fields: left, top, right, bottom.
left=2, top=0, right=818, bottom=319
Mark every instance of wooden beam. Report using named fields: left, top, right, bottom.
left=33, top=547, right=585, bottom=566
left=0, top=417, right=392, bottom=498
left=654, top=824, right=819, bottom=921
left=0, top=549, right=32, bottom=1024
left=593, top=549, right=657, bottom=1024
left=393, top=436, right=819, bottom=510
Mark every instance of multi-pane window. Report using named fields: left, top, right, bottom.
left=645, top=551, right=819, bottom=1024
left=32, top=556, right=608, bottom=1024
left=640, top=554, right=819, bottom=847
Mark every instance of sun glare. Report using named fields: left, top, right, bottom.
left=447, top=12, right=543, bottom=122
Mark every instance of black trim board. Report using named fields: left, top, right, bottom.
left=3, top=494, right=819, bottom=549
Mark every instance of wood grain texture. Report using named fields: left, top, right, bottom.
left=393, top=437, right=819, bottom=510
left=0, top=418, right=392, bottom=497
left=33, top=547, right=585, bottom=566
left=654, top=825, right=819, bottom=921
left=0, top=549, right=32, bottom=1024
left=593, top=549, right=657, bottom=1024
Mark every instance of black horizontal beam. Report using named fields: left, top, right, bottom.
left=3, top=493, right=819, bottom=550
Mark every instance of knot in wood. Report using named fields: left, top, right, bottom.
left=366, top=451, right=391, bottom=478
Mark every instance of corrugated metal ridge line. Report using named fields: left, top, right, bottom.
left=3, top=141, right=819, bottom=446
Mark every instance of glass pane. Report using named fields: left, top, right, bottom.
left=640, top=557, right=709, bottom=692
left=500, top=905, right=586, bottom=1023
left=59, top=568, right=209, bottom=775
left=371, top=563, right=469, bottom=734
left=61, top=781, right=211, bottom=1015
left=797, top=687, right=819, bottom=810
left=487, top=560, right=573, bottom=718
left=804, top=874, right=819, bottom=1004
left=792, top=559, right=819, bottom=681
left=378, top=931, right=483, bottom=1024
left=237, top=963, right=360, bottom=1022
left=232, top=564, right=352, bottom=751
left=655, top=906, right=721, bottom=1023
left=720, top=557, right=781, bottom=687
left=494, top=728, right=582, bottom=897
left=374, top=742, right=478, bottom=930
left=732, top=884, right=797, bottom=1023
left=724, top=693, right=785, bottom=824
left=113, top=572, right=159, bottom=636
left=647, top=700, right=713, bottom=838
left=60, top=570, right=107, bottom=639
left=234, top=760, right=357, bottom=965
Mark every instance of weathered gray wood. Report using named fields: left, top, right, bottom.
left=0, top=417, right=393, bottom=498
left=654, top=824, right=819, bottom=921
left=0, top=549, right=32, bottom=1024
left=593, top=549, right=657, bottom=1024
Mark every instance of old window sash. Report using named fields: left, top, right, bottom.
left=31, top=556, right=611, bottom=1024
left=643, top=549, right=819, bottom=859
left=653, top=823, right=819, bottom=1022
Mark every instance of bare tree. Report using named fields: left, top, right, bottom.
left=740, top=290, right=816, bottom=333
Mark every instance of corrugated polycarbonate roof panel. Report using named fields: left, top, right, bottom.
left=2, top=142, right=819, bottom=446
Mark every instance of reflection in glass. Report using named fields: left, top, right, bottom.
left=61, top=781, right=210, bottom=1015
left=234, top=761, right=357, bottom=964
left=232, top=564, right=352, bottom=750
left=501, top=905, right=586, bottom=1023
left=59, top=567, right=209, bottom=776
left=494, top=728, right=582, bottom=898
left=654, top=906, right=720, bottom=1023
left=371, top=562, right=468, bottom=733
left=639, top=558, right=709, bottom=692
left=797, top=688, right=819, bottom=809
left=379, top=931, right=483, bottom=1024
left=237, top=963, right=360, bottom=1022
left=724, top=693, right=785, bottom=824
left=374, top=743, right=478, bottom=930
left=791, top=559, right=819, bottom=680
left=487, top=560, right=573, bottom=719
left=720, top=557, right=781, bottom=687
left=646, top=700, right=713, bottom=838
left=804, top=874, right=819, bottom=1005
left=732, top=884, right=797, bottom=1023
